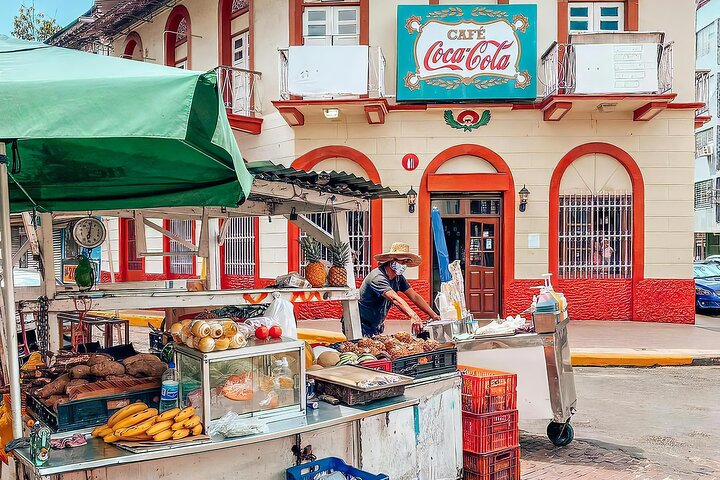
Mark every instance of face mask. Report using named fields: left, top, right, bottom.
left=390, top=261, right=407, bottom=276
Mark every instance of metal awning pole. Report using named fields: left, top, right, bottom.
left=0, top=143, right=24, bottom=438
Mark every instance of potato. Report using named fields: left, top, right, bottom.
left=69, top=365, right=91, bottom=380
left=125, top=360, right=167, bottom=378
left=86, top=354, right=113, bottom=367
left=122, top=354, right=162, bottom=367
left=37, top=374, right=70, bottom=399
left=90, top=361, right=125, bottom=378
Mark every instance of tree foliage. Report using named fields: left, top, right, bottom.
left=12, top=4, right=62, bottom=42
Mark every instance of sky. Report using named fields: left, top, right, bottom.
left=0, top=0, right=93, bottom=36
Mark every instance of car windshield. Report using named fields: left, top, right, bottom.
left=694, top=263, right=720, bottom=279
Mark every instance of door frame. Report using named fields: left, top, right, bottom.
left=119, top=218, right=145, bottom=281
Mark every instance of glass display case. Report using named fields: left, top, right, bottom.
left=175, top=338, right=306, bottom=431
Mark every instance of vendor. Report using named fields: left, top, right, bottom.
left=359, top=242, right=440, bottom=336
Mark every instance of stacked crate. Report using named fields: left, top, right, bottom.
left=459, top=366, right=520, bottom=480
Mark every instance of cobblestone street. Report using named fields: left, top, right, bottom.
left=519, top=367, right=720, bottom=479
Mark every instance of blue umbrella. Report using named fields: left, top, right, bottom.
left=432, top=207, right=452, bottom=282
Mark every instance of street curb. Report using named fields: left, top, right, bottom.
left=571, top=353, right=699, bottom=367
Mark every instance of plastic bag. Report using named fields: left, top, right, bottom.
left=264, top=293, right=298, bottom=339
left=208, top=412, right=269, bottom=438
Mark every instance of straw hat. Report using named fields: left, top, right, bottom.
left=374, top=242, right=422, bottom=267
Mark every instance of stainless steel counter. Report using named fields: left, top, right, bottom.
left=15, top=396, right=419, bottom=477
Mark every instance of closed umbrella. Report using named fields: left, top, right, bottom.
left=431, top=207, right=452, bottom=282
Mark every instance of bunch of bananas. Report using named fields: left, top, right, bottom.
left=91, top=402, right=202, bottom=443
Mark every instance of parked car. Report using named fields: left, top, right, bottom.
left=694, top=262, right=720, bottom=312
left=704, top=255, right=720, bottom=263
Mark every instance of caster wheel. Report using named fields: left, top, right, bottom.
left=547, top=421, right=574, bottom=446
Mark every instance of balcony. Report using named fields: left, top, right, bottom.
left=274, top=45, right=387, bottom=126
left=215, top=65, right=263, bottom=135
left=539, top=32, right=675, bottom=122
left=696, top=69, right=711, bottom=127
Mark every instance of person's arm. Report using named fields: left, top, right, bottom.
left=404, top=287, right=441, bottom=321
left=382, top=289, right=419, bottom=321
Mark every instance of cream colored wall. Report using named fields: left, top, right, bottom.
left=102, top=218, right=120, bottom=275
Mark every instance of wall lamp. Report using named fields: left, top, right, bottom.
left=518, top=185, right=530, bottom=212
left=323, top=108, right=340, bottom=119
left=406, top=186, right=417, bottom=213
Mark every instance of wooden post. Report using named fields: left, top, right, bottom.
left=332, top=211, right=362, bottom=339
left=207, top=218, right=221, bottom=291
left=37, top=213, right=61, bottom=352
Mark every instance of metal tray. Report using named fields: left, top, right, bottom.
left=307, top=365, right=413, bottom=392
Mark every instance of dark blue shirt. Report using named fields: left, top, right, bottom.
left=359, top=266, right=411, bottom=337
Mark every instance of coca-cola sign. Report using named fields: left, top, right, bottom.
left=397, top=5, right=536, bottom=101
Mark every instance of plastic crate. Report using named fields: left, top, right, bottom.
left=26, top=388, right=160, bottom=432
left=392, top=347, right=458, bottom=379
left=459, top=366, right=517, bottom=414
left=360, top=359, right=392, bottom=372
left=463, top=447, right=520, bottom=480
left=462, top=410, right=519, bottom=454
left=286, top=457, right=388, bottom=480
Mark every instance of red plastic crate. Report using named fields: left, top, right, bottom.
left=360, top=359, right=392, bottom=372
left=459, top=366, right=517, bottom=415
left=462, top=410, right=519, bottom=454
left=463, top=447, right=520, bottom=480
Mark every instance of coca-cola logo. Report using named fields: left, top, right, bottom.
left=423, top=39, right=514, bottom=72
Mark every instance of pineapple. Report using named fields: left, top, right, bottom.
left=328, top=241, right=351, bottom=287
left=300, top=237, right=327, bottom=287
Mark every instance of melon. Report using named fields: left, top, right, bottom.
left=317, top=351, right=340, bottom=368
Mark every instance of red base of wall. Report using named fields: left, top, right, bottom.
left=100, top=271, right=198, bottom=283
left=504, top=278, right=694, bottom=324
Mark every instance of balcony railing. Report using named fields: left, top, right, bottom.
left=696, top=69, right=711, bottom=116
left=215, top=65, right=262, bottom=117
left=540, top=34, right=673, bottom=98
left=279, top=45, right=385, bottom=100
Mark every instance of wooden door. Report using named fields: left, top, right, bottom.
left=465, top=218, right=500, bottom=318
left=120, top=218, right=145, bottom=281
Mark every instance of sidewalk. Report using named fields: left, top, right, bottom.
left=568, top=315, right=720, bottom=366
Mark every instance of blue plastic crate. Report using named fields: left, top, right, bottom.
left=286, top=457, right=388, bottom=480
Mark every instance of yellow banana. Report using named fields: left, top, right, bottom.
left=119, top=434, right=152, bottom=441
left=171, top=421, right=187, bottom=431
left=146, top=420, right=173, bottom=436
left=103, top=434, right=119, bottom=443
left=92, top=424, right=112, bottom=438
left=172, top=429, right=190, bottom=440
left=156, top=408, right=181, bottom=422
left=153, top=430, right=174, bottom=442
left=121, top=417, right=157, bottom=437
left=107, top=402, right=148, bottom=428
left=113, top=408, right=158, bottom=430
left=191, top=424, right=203, bottom=436
left=174, top=406, right=195, bottom=423
left=183, top=415, right=201, bottom=429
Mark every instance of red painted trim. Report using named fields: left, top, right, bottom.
left=627, top=0, right=639, bottom=31
left=273, top=98, right=389, bottom=108
left=667, top=102, right=706, bottom=110
left=548, top=143, right=645, bottom=313
left=558, top=0, right=569, bottom=44
left=428, top=173, right=512, bottom=192
left=227, top=111, right=263, bottom=134
left=696, top=115, right=712, bottom=128
left=633, top=101, right=668, bottom=121
left=277, top=107, right=305, bottom=127
left=119, top=218, right=146, bottom=281
left=219, top=0, right=253, bottom=70
left=539, top=93, right=676, bottom=110
left=288, top=146, right=383, bottom=274
left=543, top=101, right=573, bottom=121
left=123, top=32, right=143, bottom=59
left=387, top=104, right=428, bottom=111
left=165, top=5, right=192, bottom=68
left=219, top=217, right=260, bottom=287
left=429, top=0, right=439, bottom=4
left=364, top=105, right=386, bottom=125
left=162, top=219, right=198, bottom=279
left=497, top=0, right=510, bottom=4
left=419, top=145, right=515, bottom=305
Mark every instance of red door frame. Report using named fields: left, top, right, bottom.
left=119, top=218, right=145, bottom=281
left=165, top=5, right=192, bottom=67
left=287, top=146, right=383, bottom=275
left=219, top=0, right=253, bottom=69
left=123, top=32, right=143, bottom=59
left=419, top=145, right=516, bottom=304
left=219, top=217, right=261, bottom=288
left=548, top=142, right=645, bottom=285
left=163, top=219, right=198, bottom=279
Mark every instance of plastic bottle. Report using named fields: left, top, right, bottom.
left=272, top=357, right=294, bottom=406
left=159, top=361, right=179, bottom=412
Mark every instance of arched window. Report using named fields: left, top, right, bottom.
left=122, top=32, right=143, bottom=60
left=165, top=6, right=191, bottom=68
left=219, top=0, right=253, bottom=115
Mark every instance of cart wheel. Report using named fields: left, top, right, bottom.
left=547, top=421, right=574, bottom=446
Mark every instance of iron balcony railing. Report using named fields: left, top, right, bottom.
left=279, top=45, right=385, bottom=100
left=540, top=40, right=673, bottom=98
left=696, top=69, right=711, bottom=116
left=215, top=65, right=262, bottom=117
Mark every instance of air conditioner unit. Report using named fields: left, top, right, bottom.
left=697, top=144, right=715, bottom=157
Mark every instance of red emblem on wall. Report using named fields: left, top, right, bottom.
left=402, top=153, right=419, bottom=171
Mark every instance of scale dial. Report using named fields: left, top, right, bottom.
left=72, top=217, right=107, bottom=249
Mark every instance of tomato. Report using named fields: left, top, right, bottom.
left=268, top=325, right=283, bottom=339
left=255, top=326, right=270, bottom=340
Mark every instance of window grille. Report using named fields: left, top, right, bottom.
left=698, top=22, right=716, bottom=58
left=168, top=220, right=194, bottom=275
left=299, top=210, right=371, bottom=279
left=223, top=217, right=255, bottom=276
left=558, top=193, right=632, bottom=279
left=696, top=127, right=714, bottom=160
left=696, top=180, right=713, bottom=209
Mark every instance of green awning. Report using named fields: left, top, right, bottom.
left=0, top=35, right=253, bottom=213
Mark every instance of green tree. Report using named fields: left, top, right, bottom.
left=12, top=3, right=61, bottom=42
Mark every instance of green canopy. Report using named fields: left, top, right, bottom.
left=0, top=35, right=253, bottom=213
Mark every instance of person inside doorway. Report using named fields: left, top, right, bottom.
left=359, top=242, right=440, bottom=337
